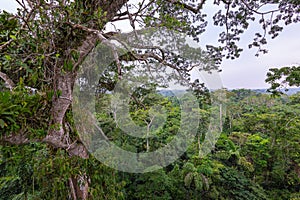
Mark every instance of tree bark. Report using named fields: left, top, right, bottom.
left=0, top=71, right=15, bottom=90
left=0, top=1, right=130, bottom=199
left=46, top=72, right=74, bottom=145
left=45, top=1, right=129, bottom=198
left=69, top=175, right=89, bottom=200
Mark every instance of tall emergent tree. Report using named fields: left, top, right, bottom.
left=266, top=66, right=300, bottom=95
left=1, top=0, right=299, bottom=199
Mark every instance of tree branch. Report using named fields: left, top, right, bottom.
left=166, top=0, right=206, bottom=14
left=240, top=0, right=279, bottom=15
left=0, top=132, right=30, bottom=145
left=0, top=71, right=15, bottom=90
left=70, top=23, right=122, bottom=79
left=0, top=40, right=14, bottom=53
left=1, top=132, right=88, bottom=158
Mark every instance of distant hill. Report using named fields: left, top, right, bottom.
left=158, top=88, right=300, bottom=96
left=252, top=88, right=300, bottom=95
left=158, top=89, right=187, bottom=97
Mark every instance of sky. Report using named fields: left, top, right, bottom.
left=199, top=2, right=300, bottom=89
left=1, top=0, right=300, bottom=89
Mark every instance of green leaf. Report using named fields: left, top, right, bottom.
left=0, top=119, right=5, bottom=128
left=9, top=35, right=16, bottom=40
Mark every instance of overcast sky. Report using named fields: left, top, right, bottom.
left=200, top=3, right=300, bottom=89
left=1, top=0, right=300, bottom=89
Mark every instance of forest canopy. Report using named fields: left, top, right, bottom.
left=0, top=0, right=300, bottom=199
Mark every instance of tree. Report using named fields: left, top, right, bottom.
left=266, top=66, right=300, bottom=95
left=223, top=91, right=300, bottom=199
left=1, top=0, right=300, bottom=199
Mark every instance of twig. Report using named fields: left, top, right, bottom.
left=166, top=0, right=206, bottom=14
left=0, top=40, right=14, bottom=52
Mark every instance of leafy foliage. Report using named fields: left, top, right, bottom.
left=266, top=66, right=300, bottom=95
left=1, top=0, right=300, bottom=199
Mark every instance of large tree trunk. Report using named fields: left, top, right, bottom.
left=45, top=71, right=90, bottom=198
left=46, top=72, right=74, bottom=146
left=1, top=1, right=130, bottom=199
